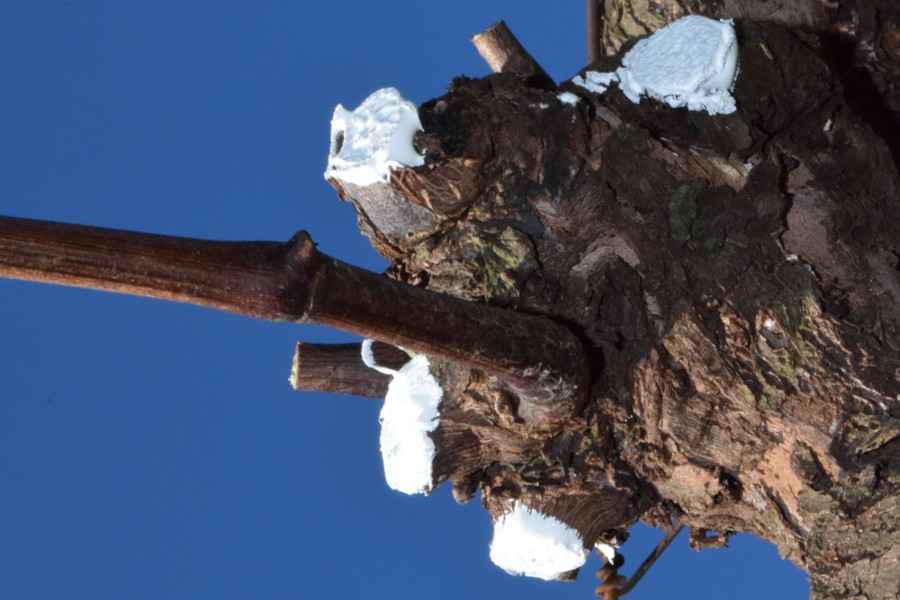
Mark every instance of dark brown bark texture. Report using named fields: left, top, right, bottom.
left=326, top=11, right=900, bottom=600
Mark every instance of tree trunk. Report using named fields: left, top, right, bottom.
left=329, top=15, right=899, bottom=600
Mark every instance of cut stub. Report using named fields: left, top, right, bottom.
left=324, top=87, right=436, bottom=253
left=616, top=15, right=739, bottom=114
left=324, top=88, right=486, bottom=256
left=290, top=341, right=411, bottom=399
left=569, top=15, right=740, bottom=115
left=488, top=502, right=590, bottom=581
left=329, top=176, right=441, bottom=254
left=324, top=87, right=425, bottom=187
left=483, top=479, right=644, bottom=581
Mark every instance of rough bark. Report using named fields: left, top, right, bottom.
left=329, top=17, right=899, bottom=599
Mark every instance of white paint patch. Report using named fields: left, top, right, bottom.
left=361, top=340, right=442, bottom=495
left=324, top=87, right=425, bottom=187
left=595, top=542, right=617, bottom=563
left=572, top=70, right=620, bottom=94
left=569, top=16, right=739, bottom=115
left=489, top=503, right=589, bottom=580
left=618, top=16, right=738, bottom=114
left=763, top=318, right=777, bottom=331
left=557, top=91, right=581, bottom=106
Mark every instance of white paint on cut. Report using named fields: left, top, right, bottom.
left=557, top=91, right=581, bottom=106
left=595, top=542, right=618, bottom=563
left=572, top=70, right=619, bottom=94
left=361, top=340, right=442, bottom=495
left=489, top=503, right=589, bottom=580
left=617, top=16, right=739, bottom=114
left=324, top=87, right=425, bottom=187
left=763, top=317, right=777, bottom=332
left=568, top=16, right=739, bottom=116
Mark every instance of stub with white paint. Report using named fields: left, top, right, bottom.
left=324, top=87, right=425, bottom=187
left=489, top=503, right=590, bottom=580
left=570, top=15, right=739, bottom=116
left=362, top=340, right=442, bottom=495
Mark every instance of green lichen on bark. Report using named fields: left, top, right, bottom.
left=418, top=225, right=536, bottom=306
left=472, top=226, right=537, bottom=304
left=667, top=181, right=705, bottom=244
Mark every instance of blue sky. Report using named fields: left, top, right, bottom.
left=0, top=2, right=808, bottom=598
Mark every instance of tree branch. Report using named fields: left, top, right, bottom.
left=470, top=21, right=554, bottom=87
left=0, top=215, right=309, bottom=320
left=0, top=215, right=589, bottom=428
left=290, top=341, right=409, bottom=399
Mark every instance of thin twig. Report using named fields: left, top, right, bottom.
left=471, top=21, right=554, bottom=87
left=619, top=520, right=685, bottom=595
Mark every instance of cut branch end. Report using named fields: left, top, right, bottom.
left=471, top=21, right=554, bottom=88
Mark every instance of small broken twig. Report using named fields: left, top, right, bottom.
left=617, top=520, right=685, bottom=596
left=471, top=21, right=554, bottom=88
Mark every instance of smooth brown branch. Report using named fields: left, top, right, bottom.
left=0, top=215, right=312, bottom=320
left=0, top=215, right=589, bottom=429
left=290, top=341, right=410, bottom=399
left=470, top=21, right=554, bottom=87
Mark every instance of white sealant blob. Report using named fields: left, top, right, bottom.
left=556, top=91, right=581, bottom=106
left=569, top=16, right=739, bottom=116
left=362, top=340, right=442, bottom=495
left=595, top=542, right=618, bottom=563
left=572, top=70, right=620, bottom=94
left=617, top=16, right=738, bottom=114
left=489, top=503, right=589, bottom=580
left=325, top=87, right=425, bottom=187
